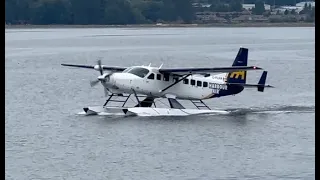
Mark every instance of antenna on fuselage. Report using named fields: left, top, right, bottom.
left=148, top=63, right=151, bottom=67
left=159, top=63, right=163, bottom=69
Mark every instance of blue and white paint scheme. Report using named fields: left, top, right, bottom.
left=62, top=47, right=273, bottom=116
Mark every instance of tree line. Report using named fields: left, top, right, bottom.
left=5, top=0, right=194, bottom=25
left=5, top=0, right=315, bottom=25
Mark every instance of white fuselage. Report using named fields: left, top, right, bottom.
left=102, top=66, right=231, bottom=100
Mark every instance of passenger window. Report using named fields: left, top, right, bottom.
left=147, top=73, right=155, bottom=80
left=183, top=79, right=189, bottom=84
left=191, top=79, right=195, bottom=86
left=197, top=81, right=202, bottom=87
left=173, top=77, right=179, bottom=82
left=203, top=82, right=208, bottom=87
left=156, top=74, right=161, bottom=80
left=163, top=73, right=169, bottom=81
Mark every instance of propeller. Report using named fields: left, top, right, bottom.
left=90, top=79, right=100, bottom=87
left=90, top=59, right=113, bottom=97
left=90, top=59, right=105, bottom=87
left=97, top=59, right=103, bottom=75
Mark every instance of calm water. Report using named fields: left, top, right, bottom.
left=5, top=27, right=315, bottom=180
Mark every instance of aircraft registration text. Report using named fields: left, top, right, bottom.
left=209, top=83, right=228, bottom=90
left=209, top=83, right=227, bottom=94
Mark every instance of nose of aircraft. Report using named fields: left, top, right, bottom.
left=109, top=72, right=138, bottom=90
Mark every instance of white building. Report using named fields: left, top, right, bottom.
left=274, top=6, right=304, bottom=13
left=192, top=3, right=211, bottom=8
left=242, top=4, right=271, bottom=11
left=296, top=1, right=315, bottom=7
left=242, top=4, right=255, bottom=10
left=274, top=1, right=315, bottom=14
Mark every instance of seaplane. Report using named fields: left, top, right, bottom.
left=61, top=47, right=274, bottom=116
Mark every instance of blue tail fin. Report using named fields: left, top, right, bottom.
left=226, top=47, right=248, bottom=84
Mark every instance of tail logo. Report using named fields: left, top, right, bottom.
left=229, top=71, right=245, bottom=80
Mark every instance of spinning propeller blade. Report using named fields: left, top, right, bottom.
left=97, top=59, right=103, bottom=75
left=90, top=58, right=112, bottom=97
left=90, top=58, right=104, bottom=87
left=90, top=79, right=100, bottom=87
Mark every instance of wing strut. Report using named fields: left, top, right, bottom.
left=131, top=88, right=141, bottom=107
left=159, top=74, right=191, bottom=93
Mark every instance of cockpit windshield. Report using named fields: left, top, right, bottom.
left=127, top=67, right=150, bottom=78
left=122, top=67, right=132, bottom=73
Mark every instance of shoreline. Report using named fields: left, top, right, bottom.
left=5, top=22, right=315, bottom=29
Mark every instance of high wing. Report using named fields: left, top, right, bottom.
left=61, top=63, right=126, bottom=71
left=158, top=66, right=262, bottom=75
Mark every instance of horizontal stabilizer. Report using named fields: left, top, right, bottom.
left=227, top=71, right=273, bottom=92
left=227, top=83, right=274, bottom=88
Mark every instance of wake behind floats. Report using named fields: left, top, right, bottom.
left=61, top=47, right=274, bottom=116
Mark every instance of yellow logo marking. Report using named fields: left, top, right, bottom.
left=229, top=71, right=245, bottom=80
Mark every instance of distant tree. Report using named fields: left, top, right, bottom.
left=263, top=11, right=271, bottom=17
left=229, top=0, right=243, bottom=12
left=138, top=1, right=165, bottom=23
left=104, top=0, right=137, bottom=25
left=284, top=9, right=289, bottom=15
left=304, top=2, right=308, bottom=10
left=225, top=14, right=230, bottom=20
left=161, top=0, right=177, bottom=21
left=5, top=0, right=17, bottom=24
left=5, top=0, right=30, bottom=24
left=304, top=5, right=315, bottom=22
left=299, top=17, right=305, bottom=21
left=210, top=0, right=227, bottom=12
left=252, top=1, right=265, bottom=15
left=30, top=0, right=72, bottom=24
left=269, top=16, right=283, bottom=22
left=299, top=2, right=313, bottom=14
left=305, top=15, right=314, bottom=22
left=5, top=0, right=314, bottom=25
left=173, top=0, right=195, bottom=23
left=274, top=0, right=296, bottom=6
left=209, top=3, right=216, bottom=11
left=211, top=4, right=230, bottom=12
left=290, top=9, right=296, bottom=15
left=307, top=3, right=312, bottom=11
left=132, top=8, right=148, bottom=24
left=70, top=0, right=105, bottom=24
left=310, top=6, right=315, bottom=17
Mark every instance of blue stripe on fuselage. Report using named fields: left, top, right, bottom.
left=211, top=84, right=244, bottom=98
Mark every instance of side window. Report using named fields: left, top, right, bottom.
left=156, top=74, right=161, bottom=80
left=183, top=79, right=189, bottom=84
left=163, top=73, right=170, bottom=81
left=147, top=73, right=155, bottom=80
left=203, top=82, right=208, bottom=87
left=173, top=77, right=179, bottom=82
left=191, top=79, right=195, bottom=86
left=197, top=81, right=202, bottom=87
